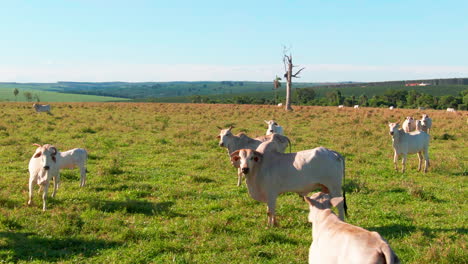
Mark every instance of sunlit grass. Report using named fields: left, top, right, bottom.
left=0, top=103, right=466, bottom=263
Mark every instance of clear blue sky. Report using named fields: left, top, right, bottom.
left=1, top=0, right=467, bottom=82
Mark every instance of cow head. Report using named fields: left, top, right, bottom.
left=217, top=125, right=234, bottom=147
left=388, top=122, right=399, bottom=136
left=230, top=149, right=262, bottom=175
left=304, top=192, right=343, bottom=222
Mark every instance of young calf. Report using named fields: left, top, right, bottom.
left=58, top=148, right=88, bottom=187
left=388, top=123, right=430, bottom=173
left=230, top=141, right=347, bottom=226
left=28, top=144, right=60, bottom=211
left=305, top=192, right=400, bottom=264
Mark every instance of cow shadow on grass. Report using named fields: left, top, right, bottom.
left=89, top=199, right=186, bottom=217
left=365, top=224, right=468, bottom=240
left=0, top=231, right=120, bottom=262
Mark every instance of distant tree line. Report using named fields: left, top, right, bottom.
left=189, top=88, right=468, bottom=110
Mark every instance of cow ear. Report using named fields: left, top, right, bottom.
left=304, top=196, right=315, bottom=207
left=330, top=197, right=344, bottom=208
left=216, top=135, right=220, bottom=139
left=34, top=152, right=42, bottom=158
left=230, top=150, right=241, bottom=168
left=264, top=120, right=269, bottom=124
left=253, top=151, right=263, bottom=162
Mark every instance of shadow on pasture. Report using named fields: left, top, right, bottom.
left=89, top=199, right=185, bottom=217
left=0, top=198, right=21, bottom=209
left=255, top=232, right=299, bottom=246
left=367, top=224, right=468, bottom=240
left=365, top=224, right=416, bottom=239
left=343, top=179, right=370, bottom=194
left=0, top=231, right=120, bottom=261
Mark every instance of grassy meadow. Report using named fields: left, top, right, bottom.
left=0, top=102, right=466, bottom=263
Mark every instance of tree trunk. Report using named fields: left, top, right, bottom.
left=285, top=60, right=293, bottom=111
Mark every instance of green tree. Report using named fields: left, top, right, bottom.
left=23, top=91, right=33, bottom=102
left=326, top=90, right=342, bottom=106
left=13, top=88, right=19, bottom=101
left=358, top=94, right=368, bottom=106
left=295, top=88, right=316, bottom=104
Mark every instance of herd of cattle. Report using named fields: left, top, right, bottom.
left=28, top=103, right=439, bottom=263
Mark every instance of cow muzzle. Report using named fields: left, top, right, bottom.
left=389, top=132, right=394, bottom=136
left=43, top=165, right=50, bottom=170
left=241, top=167, right=249, bottom=174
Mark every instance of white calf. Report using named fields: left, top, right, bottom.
left=402, top=116, right=416, bottom=133
left=420, top=114, right=432, bottom=134
left=33, top=103, right=51, bottom=113
left=28, top=144, right=60, bottom=211
left=305, top=192, right=400, bottom=264
left=447, top=108, right=455, bottom=112
left=388, top=123, right=430, bottom=173
left=338, top=105, right=344, bottom=108
left=354, top=105, right=359, bottom=109
left=230, top=141, right=347, bottom=226
left=264, top=120, right=284, bottom=135
left=58, top=148, right=88, bottom=187
left=217, top=126, right=290, bottom=186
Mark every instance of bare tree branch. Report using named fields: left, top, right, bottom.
left=291, top=67, right=305, bottom=78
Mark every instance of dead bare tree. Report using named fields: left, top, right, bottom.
left=283, top=53, right=305, bottom=111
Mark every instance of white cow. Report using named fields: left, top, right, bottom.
left=28, top=144, right=60, bottom=211
left=33, top=103, right=51, bottom=113
left=305, top=192, right=400, bottom=264
left=264, top=120, right=284, bottom=135
left=277, top=103, right=283, bottom=107
left=389, top=106, right=394, bottom=110
left=402, top=116, right=416, bottom=133
left=230, top=141, right=347, bottom=226
left=338, top=105, right=344, bottom=108
left=447, top=108, right=455, bottom=112
left=420, top=114, right=432, bottom=134
left=354, top=105, right=359, bottom=109
left=217, top=126, right=290, bottom=186
left=58, top=148, right=88, bottom=187
left=388, top=123, right=430, bottom=173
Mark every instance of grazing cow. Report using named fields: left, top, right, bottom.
left=354, top=105, right=359, bottom=109
left=420, top=114, right=432, bottom=134
left=264, top=120, right=284, bottom=135
left=28, top=144, right=60, bottom=211
left=338, top=105, right=344, bottom=108
left=402, top=116, right=416, bottom=133
left=217, top=126, right=290, bottom=186
left=230, top=141, right=347, bottom=226
left=389, top=106, right=394, bottom=110
left=388, top=123, right=430, bottom=173
left=418, top=107, right=426, bottom=110
left=58, top=148, right=88, bottom=187
left=33, top=103, right=51, bottom=113
left=447, top=108, right=455, bottom=112
left=305, top=192, right=400, bottom=264
left=277, top=103, right=283, bottom=107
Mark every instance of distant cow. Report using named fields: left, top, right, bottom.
left=354, top=105, right=359, bottom=109
left=277, top=103, right=283, bottom=107
left=305, top=192, right=400, bottom=264
left=402, top=116, right=416, bottom=133
left=33, top=104, right=51, bottom=113
left=447, top=108, right=455, bottom=112
left=338, top=105, right=344, bottom=108
left=389, top=106, right=394, bottom=110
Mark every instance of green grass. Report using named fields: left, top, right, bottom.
left=0, top=87, right=130, bottom=102
left=0, top=103, right=466, bottom=263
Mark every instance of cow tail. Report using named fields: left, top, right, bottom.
left=381, top=244, right=399, bottom=264
left=341, top=154, right=348, bottom=217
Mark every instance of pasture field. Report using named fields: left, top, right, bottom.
left=0, top=87, right=129, bottom=102
left=0, top=102, right=466, bottom=263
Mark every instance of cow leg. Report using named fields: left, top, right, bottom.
left=52, top=173, right=60, bottom=198
left=393, top=152, right=399, bottom=171
left=424, top=148, right=430, bottom=173
left=266, top=196, right=277, bottom=227
left=42, top=183, right=49, bottom=211
left=417, top=152, right=423, bottom=172
left=237, top=168, right=242, bottom=187
left=80, top=166, right=86, bottom=187
left=330, top=187, right=345, bottom=221
left=401, top=154, right=407, bottom=173
left=28, top=178, right=35, bottom=206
